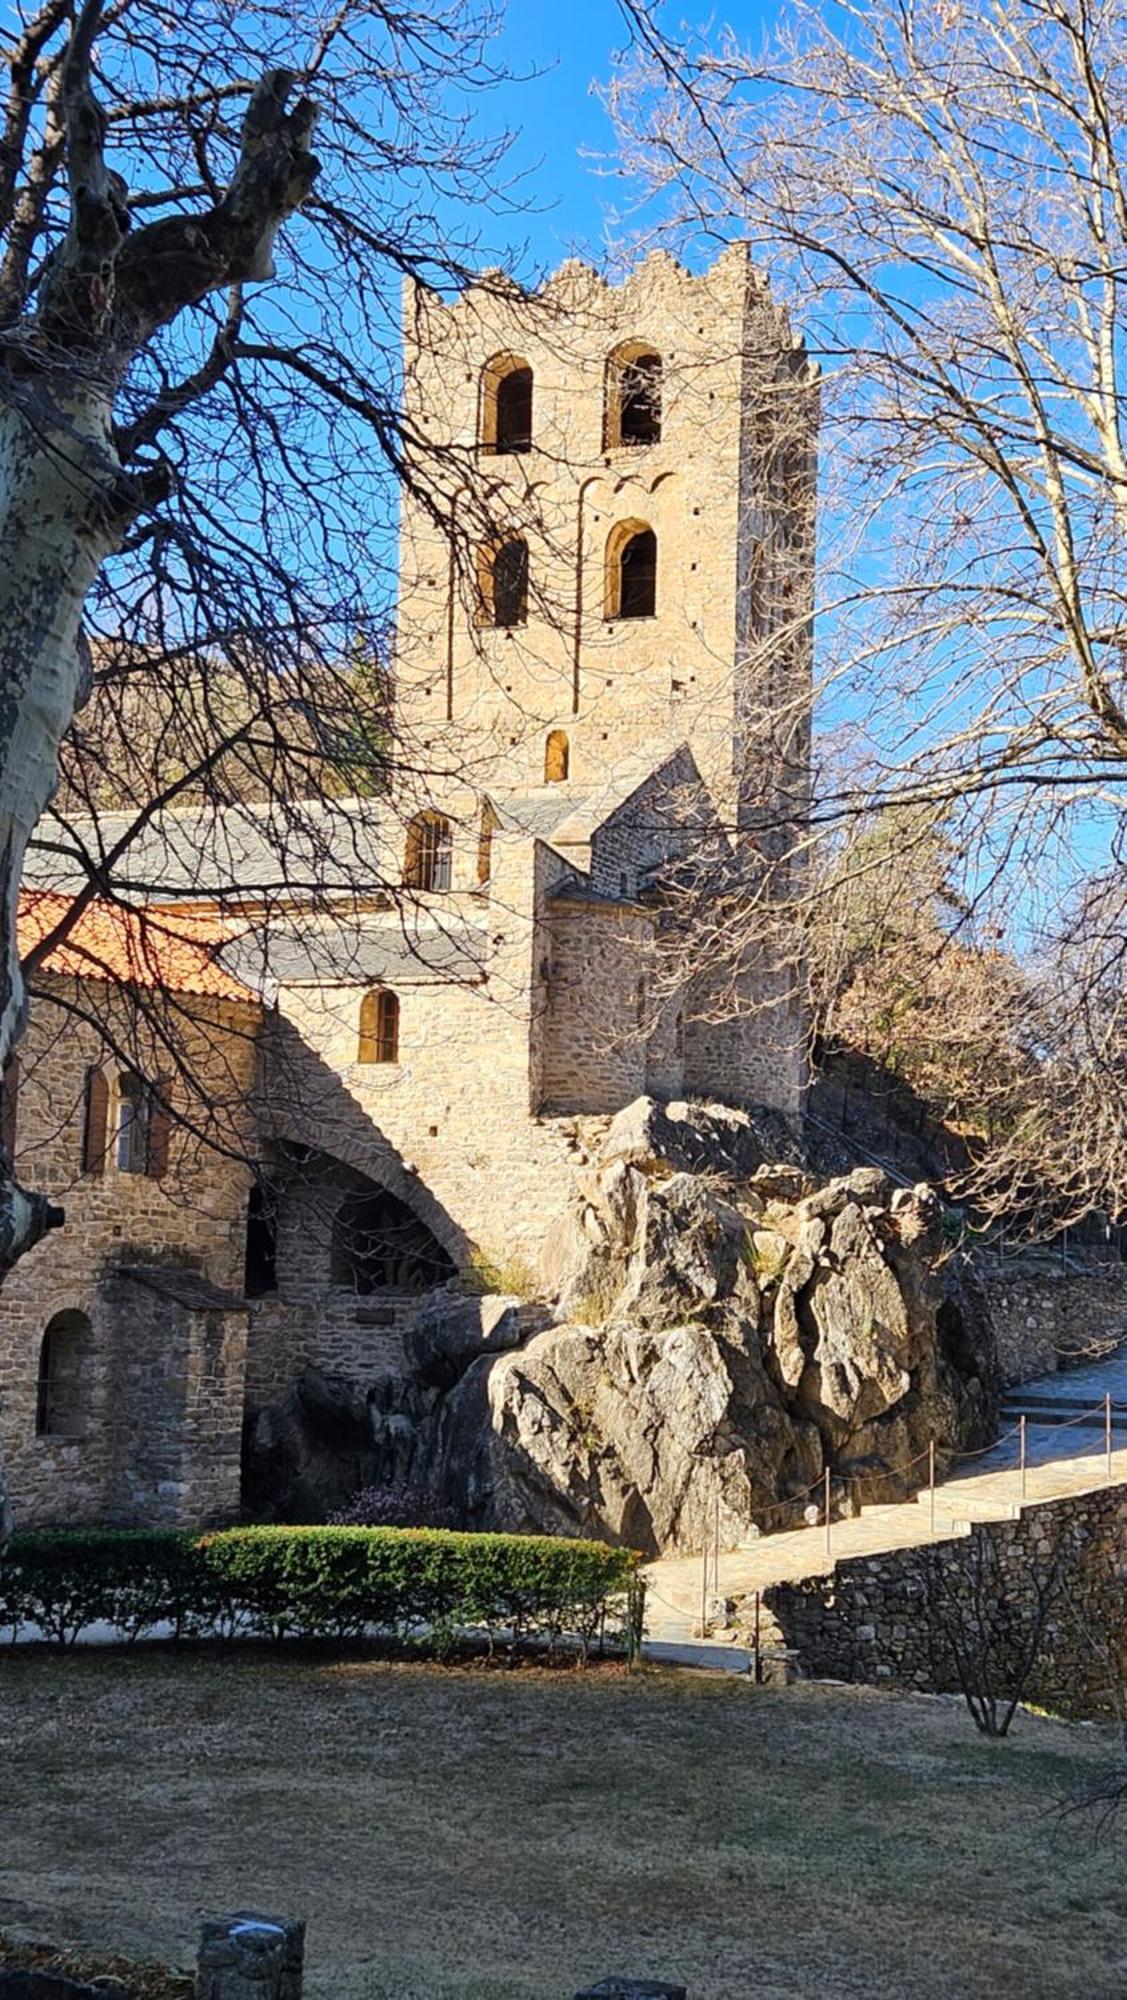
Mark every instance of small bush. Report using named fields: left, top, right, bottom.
left=327, top=1483, right=458, bottom=1530
left=0, top=1525, right=643, bottom=1661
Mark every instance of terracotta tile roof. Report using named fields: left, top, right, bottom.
left=17, top=891, right=257, bottom=1003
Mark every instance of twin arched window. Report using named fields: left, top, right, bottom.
left=480, top=354, right=533, bottom=454
left=480, top=343, right=662, bottom=456
left=404, top=811, right=452, bottom=892
left=605, top=343, right=663, bottom=449
left=358, top=989, right=400, bottom=1065
left=36, top=1309, right=92, bottom=1438
left=605, top=521, right=657, bottom=621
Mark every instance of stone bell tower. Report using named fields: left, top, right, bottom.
left=394, top=241, right=816, bottom=836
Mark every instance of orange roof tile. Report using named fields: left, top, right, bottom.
left=17, top=891, right=256, bottom=1003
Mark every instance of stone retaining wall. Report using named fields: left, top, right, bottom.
left=762, top=1483, right=1127, bottom=1716
left=981, top=1265, right=1127, bottom=1385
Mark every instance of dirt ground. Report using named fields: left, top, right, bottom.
left=0, top=1650, right=1124, bottom=2000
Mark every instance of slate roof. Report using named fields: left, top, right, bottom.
left=116, top=1266, right=248, bottom=1312
left=24, top=797, right=392, bottom=903
left=221, top=917, right=489, bottom=991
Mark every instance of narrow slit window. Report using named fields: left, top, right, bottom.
left=544, top=730, right=569, bottom=783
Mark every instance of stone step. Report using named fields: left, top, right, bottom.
left=1000, top=1396, right=1127, bottom=1431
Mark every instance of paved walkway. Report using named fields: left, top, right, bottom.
left=642, top=1344, right=1127, bottom=1666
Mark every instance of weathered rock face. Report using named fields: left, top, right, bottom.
left=417, top=1102, right=998, bottom=1555
left=248, top=1100, right=999, bottom=1554
left=242, top=1366, right=440, bottom=1523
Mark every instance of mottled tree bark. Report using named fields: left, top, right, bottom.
left=0, top=0, right=319, bottom=1274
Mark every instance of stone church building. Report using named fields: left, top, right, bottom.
left=0, top=243, right=817, bottom=1528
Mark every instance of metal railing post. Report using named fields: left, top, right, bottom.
left=1019, top=1413, right=1027, bottom=1501
left=1107, top=1393, right=1113, bottom=1485
left=929, top=1438, right=936, bottom=1538
left=824, top=1465, right=832, bottom=1562
left=753, top=1589, right=761, bottom=1685
left=713, top=1493, right=721, bottom=1601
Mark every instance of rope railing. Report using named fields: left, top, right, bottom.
left=686, top=1390, right=1125, bottom=1639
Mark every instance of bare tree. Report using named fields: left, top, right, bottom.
left=608, top=0, right=1127, bottom=1229
left=0, top=0, right=532, bottom=1273
left=915, top=1531, right=1064, bottom=1738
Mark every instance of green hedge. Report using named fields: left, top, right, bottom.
left=0, top=1525, right=645, bottom=1659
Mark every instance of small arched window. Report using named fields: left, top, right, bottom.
left=404, top=811, right=453, bottom=892
left=36, top=1309, right=92, bottom=1439
left=605, top=343, right=662, bottom=449
left=244, top=1179, right=279, bottom=1298
left=483, top=537, right=529, bottom=628
left=606, top=522, right=657, bottom=621
left=544, top=730, right=570, bottom=783
left=358, top=989, right=400, bottom=1065
left=480, top=354, right=533, bottom=454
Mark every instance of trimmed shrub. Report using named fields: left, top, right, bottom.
left=0, top=1525, right=643, bottom=1660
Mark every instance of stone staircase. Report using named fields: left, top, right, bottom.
left=642, top=1353, right=1127, bottom=1671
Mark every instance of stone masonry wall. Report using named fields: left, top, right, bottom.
left=980, top=1264, right=1127, bottom=1385
left=763, top=1482, right=1127, bottom=1716
left=539, top=899, right=654, bottom=1115
left=0, top=978, right=257, bottom=1527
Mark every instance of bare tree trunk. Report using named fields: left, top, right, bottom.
left=0, top=385, right=122, bottom=1268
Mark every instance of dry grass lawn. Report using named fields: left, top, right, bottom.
left=0, top=1651, right=1124, bottom=1999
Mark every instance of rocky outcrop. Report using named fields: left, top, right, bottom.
left=418, top=1101, right=998, bottom=1555
left=248, top=1099, right=999, bottom=1554
left=242, top=1366, right=440, bottom=1522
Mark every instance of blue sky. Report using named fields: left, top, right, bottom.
left=474, top=0, right=771, bottom=276
left=483, top=0, right=633, bottom=271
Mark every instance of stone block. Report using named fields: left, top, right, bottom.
left=196, top=1913, right=305, bottom=1998
left=574, top=1982, right=687, bottom=2000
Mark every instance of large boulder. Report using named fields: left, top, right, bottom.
left=412, top=1110, right=998, bottom=1554
left=427, top=1316, right=820, bottom=1558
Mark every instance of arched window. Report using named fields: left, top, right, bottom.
left=480, top=354, right=533, bottom=454
left=404, top=812, right=452, bottom=892
left=482, top=536, right=528, bottom=628
left=358, top=989, right=400, bottom=1064
left=244, top=1179, right=279, bottom=1298
left=115, top=1072, right=149, bottom=1174
left=36, top=1310, right=92, bottom=1439
left=606, top=522, right=657, bottom=621
left=605, top=343, right=662, bottom=448
left=544, top=730, right=570, bottom=783
left=331, top=1185, right=457, bottom=1294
